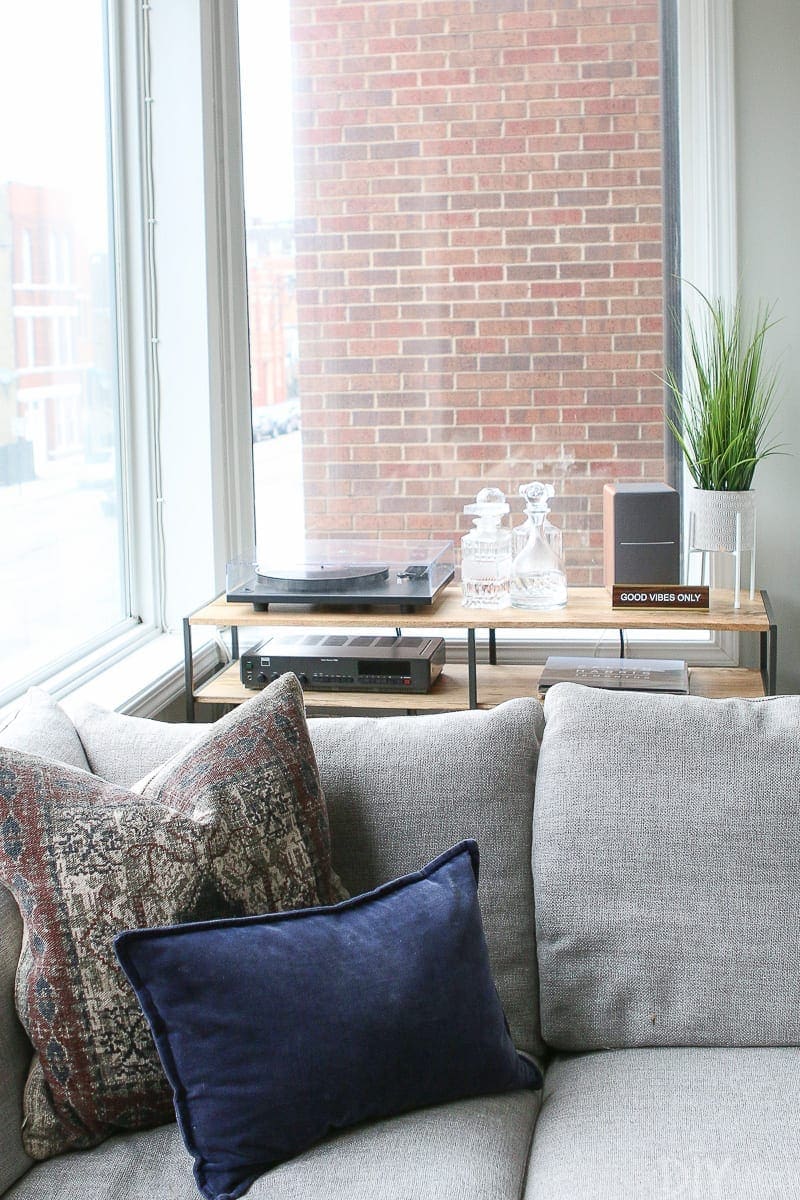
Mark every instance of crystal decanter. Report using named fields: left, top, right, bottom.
left=460, top=487, right=512, bottom=609
left=510, top=481, right=567, bottom=610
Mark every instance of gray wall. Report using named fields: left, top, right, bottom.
left=735, top=0, right=800, bottom=692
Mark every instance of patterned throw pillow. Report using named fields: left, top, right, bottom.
left=0, top=674, right=345, bottom=1161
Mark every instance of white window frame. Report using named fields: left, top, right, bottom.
left=1, top=0, right=253, bottom=715
left=676, top=0, right=742, bottom=669
left=101, top=0, right=252, bottom=706
left=47, top=0, right=255, bottom=714
left=0, top=2, right=143, bottom=711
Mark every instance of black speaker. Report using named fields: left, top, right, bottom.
left=603, top=483, right=680, bottom=589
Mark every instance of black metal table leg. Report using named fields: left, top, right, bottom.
left=183, top=617, right=195, bottom=723
left=761, top=590, right=777, bottom=695
left=231, top=626, right=239, bottom=660
left=488, top=628, right=497, bottom=665
left=467, top=628, right=478, bottom=709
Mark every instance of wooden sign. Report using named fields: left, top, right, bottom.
left=611, top=585, right=710, bottom=611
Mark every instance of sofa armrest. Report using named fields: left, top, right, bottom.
left=0, top=886, right=32, bottom=1194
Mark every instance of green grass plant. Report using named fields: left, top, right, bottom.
left=665, top=286, right=782, bottom=491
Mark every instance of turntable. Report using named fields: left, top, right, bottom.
left=226, top=539, right=455, bottom=611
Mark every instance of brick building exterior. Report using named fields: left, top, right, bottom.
left=288, top=0, right=665, bottom=583
left=246, top=221, right=299, bottom=413
left=0, top=182, right=111, bottom=481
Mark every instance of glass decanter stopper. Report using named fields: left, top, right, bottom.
left=512, top=481, right=564, bottom=561
left=510, top=481, right=567, bottom=610
left=460, top=487, right=512, bottom=609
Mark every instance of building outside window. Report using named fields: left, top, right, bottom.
left=239, top=0, right=669, bottom=584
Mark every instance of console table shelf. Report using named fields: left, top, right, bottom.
left=183, top=585, right=776, bottom=719
left=192, top=661, right=766, bottom=712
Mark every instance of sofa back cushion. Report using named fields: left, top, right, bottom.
left=0, top=689, right=90, bottom=772
left=65, top=700, right=202, bottom=787
left=534, top=684, right=800, bottom=1051
left=309, top=698, right=545, bottom=1059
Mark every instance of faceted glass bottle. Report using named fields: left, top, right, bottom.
left=510, top=482, right=567, bottom=610
left=460, top=487, right=512, bottom=609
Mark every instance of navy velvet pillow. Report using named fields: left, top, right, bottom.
left=115, top=840, right=541, bottom=1200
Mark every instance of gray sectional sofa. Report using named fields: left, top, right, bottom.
left=2, top=683, right=799, bottom=1199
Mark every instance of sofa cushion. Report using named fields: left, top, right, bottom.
left=308, top=698, right=545, bottom=1059
left=0, top=675, right=345, bottom=1162
left=0, top=688, right=90, bottom=772
left=535, top=685, right=800, bottom=1050
left=116, top=840, right=540, bottom=1200
left=524, top=1047, right=800, bottom=1199
left=65, top=700, right=201, bottom=788
left=4, top=1091, right=540, bottom=1200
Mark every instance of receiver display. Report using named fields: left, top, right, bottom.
left=358, top=659, right=410, bottom=677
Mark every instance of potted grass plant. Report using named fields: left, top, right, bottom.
left=664, top=286, right=782, bottom=571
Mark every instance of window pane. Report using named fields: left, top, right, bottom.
left=239, top=0, right=667, bottom=581
left=239, top=0, right=304, bottom=560
left=0, top=1, right=126, bottom=696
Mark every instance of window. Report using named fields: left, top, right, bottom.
left=239, top=0, right=670, bottom=585
left=238, top=0, right=303, bottom=559
left=1, top=1, right=720, bottom=714
left=0, top=0, right=129, bottom=704
left=49, top=230, right=59, bottom=284
left=21, top=230, right=32, bottom=284
left=61, top=234, right=72, bottom=285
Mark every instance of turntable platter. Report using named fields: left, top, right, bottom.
left=256, top=563, right=390, bottom=593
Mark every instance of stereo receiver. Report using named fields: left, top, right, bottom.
left=240, top=633, right=445, bottom=694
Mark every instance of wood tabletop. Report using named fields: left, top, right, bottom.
left=189, top=585, right=771, bottom=633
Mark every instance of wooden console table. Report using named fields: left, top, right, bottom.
left=182, top=587, right=776, bottom=720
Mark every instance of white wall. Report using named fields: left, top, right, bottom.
left=734, top=0, right=800, bottom=692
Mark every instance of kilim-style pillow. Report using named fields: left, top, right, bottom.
left=0, top=673, right=346, bottom=1161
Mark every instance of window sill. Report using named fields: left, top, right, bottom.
left=0, top=627, right=222, bottom=723
left=62, top=630, right=222, bottom=717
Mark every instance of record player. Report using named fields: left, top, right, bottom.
left=226, top=539, right=455, bottom=612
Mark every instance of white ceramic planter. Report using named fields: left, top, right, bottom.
left=685, top=488, right=757, bottom=608
left=687, top=488, right=756, bottom=553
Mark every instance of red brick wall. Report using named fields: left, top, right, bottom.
left=290, top=0, right=664, bottom=583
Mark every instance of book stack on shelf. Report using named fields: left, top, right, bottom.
left=537, top=656, right=689, bottom=695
